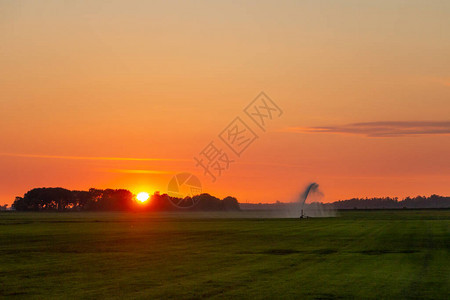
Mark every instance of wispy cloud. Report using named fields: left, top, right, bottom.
left=285, top=121, right=450, bottom=137
left=107, top=169, right=172, bottom=174
left=0, top=153, right=189, bottom=162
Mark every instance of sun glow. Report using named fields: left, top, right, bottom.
left=136, top=192, right=150, bottom=203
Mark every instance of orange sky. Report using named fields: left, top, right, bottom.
left=1, top=1, right=449, bottom=206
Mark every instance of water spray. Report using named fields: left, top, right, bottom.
left=299, top=183, right=319, bottom=218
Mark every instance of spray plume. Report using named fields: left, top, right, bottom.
left=299, top=182, right=319, bottom=218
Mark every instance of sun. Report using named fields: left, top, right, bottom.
left=136, top=192, right=150, bottom=203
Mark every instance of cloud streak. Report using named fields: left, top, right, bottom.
left=286, top=121, right=450, bottom=137
left=106, top=169, right=172, bottom=174
left=0, top=153, right=189, bottom=162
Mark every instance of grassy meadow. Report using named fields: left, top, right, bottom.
left=0, top=210, right=449, bottom=299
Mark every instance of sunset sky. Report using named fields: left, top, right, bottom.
left=1, top=0, right=449, bottom=206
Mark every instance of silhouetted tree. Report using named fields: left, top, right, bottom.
left=222, top=196, right=240, bottom=211
left=12, top=188, right=241, bottom=212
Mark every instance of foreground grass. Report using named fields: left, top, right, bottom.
left=0, top=210, right=449, bottom=299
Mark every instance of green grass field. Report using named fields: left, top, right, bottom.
left=1, top=210, right=449, bottom=299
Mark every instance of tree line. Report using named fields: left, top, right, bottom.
left=10, top=189, right=450, bottom=211
left=324, top=195, right=450, bottom=209
left=239, top=195, right=450, bottom=210
left=12, top=188, right=240, bottom=212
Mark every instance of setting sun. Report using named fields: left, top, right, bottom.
left=136, top=192, right=150, bottom=203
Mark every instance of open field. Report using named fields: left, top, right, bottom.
left=1, top=210, right=449, bottom=299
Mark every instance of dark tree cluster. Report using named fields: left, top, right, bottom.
left=12, top=188, right=240, bottom=212
left=239, top=195, right=450, bottom=210
left=326, top=195, right=450, bottom=210
left=142, top=193, right=239, bottom=211
left=12, top=188, right=134, bottom=211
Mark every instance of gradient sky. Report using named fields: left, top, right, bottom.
left=1, top=0, right=449, bottom=206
